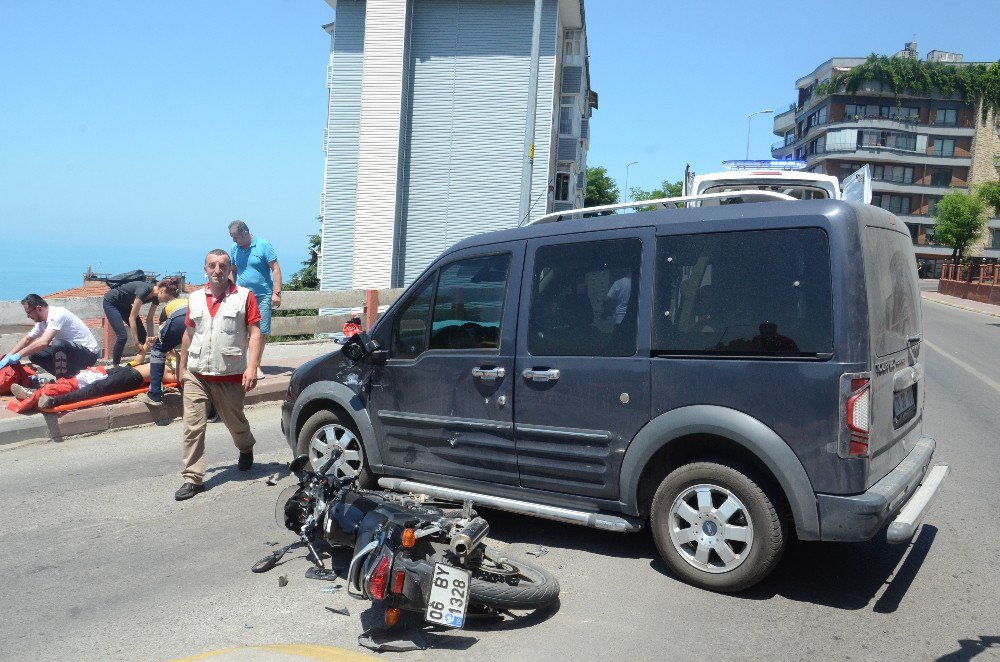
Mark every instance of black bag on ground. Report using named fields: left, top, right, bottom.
left=104, top=270, right=146, bottom=287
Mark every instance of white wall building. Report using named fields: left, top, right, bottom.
left=319, top=0, right=596, bottom=290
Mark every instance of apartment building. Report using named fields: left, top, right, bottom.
left=318, top=0, right=596, bottom=290
left=772, top=44, right=1000, bottom=275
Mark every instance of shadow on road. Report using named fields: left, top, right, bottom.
left=203, top=460, right=288, bottom=490
left=936, top=635, right=1000, bottom=661
left=740, top=525, right=938, bottom=611
left=485, top=508, right=938, bottom=612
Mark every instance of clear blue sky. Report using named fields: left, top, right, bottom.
left=1, top=0, right=997, bottom=300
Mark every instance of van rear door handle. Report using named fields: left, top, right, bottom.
left=471, top=366, right=506, bottom=381
left=522, top=368, right=561, bottom=382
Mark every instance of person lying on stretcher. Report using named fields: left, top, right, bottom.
left=8, top=363, right=177, bottom=412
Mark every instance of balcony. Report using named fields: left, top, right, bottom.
left=805, top=142, right=970, bottom=167
left=772, top=113, right=975, bottom=159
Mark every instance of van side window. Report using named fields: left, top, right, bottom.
left=653, top=229, right=833, bottom=357
left=429, top=254, right=510, bottom=351
left=528, top=238, right=642, bottom=357
left=391, top=276, right=436, bottom=359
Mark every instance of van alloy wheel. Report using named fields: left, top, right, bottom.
left=668, top=484, right=754, bottom=573
left=309, top=423, right=364, bottom=480
left=650, top=461, right=786, bottom=592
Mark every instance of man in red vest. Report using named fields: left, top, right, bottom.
left=175, top=249, right=262, bottom=501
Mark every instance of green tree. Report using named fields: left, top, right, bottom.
left=978, top=181, right=1000, bottom=217
left=584, top=166, right=620, bottom=213
left=933, top=189, right=988, bottom=266
left=285, top=232, right=320, bottom=291
left=629, top=180, right=684, bottom=211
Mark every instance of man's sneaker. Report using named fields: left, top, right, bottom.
left=10, top=384, right=35, bottom=400
left=137, top=392, right=162, bottom=407
left=207, top=406, right=220, bottom=423
left=238, top=451, right=254, bottom=472
left=174, top=482, right=205, bottom=501
left=37, top=395, right=54, bottom=410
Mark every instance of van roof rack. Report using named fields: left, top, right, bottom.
left=526, top=190, right=796, bottom=226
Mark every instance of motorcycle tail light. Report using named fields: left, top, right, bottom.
left=367, top=553, right=392, bottom=601
left=401, top=528, right=416, bottom=548
left=385, top=608, right=400, bottom=627
left=392, top=570, right=406, bottom=594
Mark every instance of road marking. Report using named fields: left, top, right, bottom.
left=923, top=338, right=1000, bottom=395
left=173, top=643, right=378, bottom=661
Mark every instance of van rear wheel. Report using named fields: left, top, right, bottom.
left=650, top=461, right=786, bottom=592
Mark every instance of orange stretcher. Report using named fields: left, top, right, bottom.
left=39, top=382, right=180, bottom=414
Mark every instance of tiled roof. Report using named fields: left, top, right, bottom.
left=43, top=284, right=111, bottom=298
left=44, top=282, right=200, bottom=298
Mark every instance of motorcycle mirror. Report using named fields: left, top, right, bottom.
left=290, top=455, right=310, bottom=473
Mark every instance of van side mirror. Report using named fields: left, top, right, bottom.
left=341, top=331, right=379, bottom=362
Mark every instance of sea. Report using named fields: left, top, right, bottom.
left=0, top=240, right=307, bottom=303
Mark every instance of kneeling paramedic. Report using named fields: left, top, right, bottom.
left=175, top=249, right=262, bottom=501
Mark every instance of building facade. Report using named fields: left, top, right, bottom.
left=319, top=0, right=595, bottom=291
left=772, top=45, right=1000, bottom=275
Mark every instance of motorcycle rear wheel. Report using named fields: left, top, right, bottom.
left=468, top=554, right=560, bottom=610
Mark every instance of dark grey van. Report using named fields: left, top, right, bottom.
left=281, top=199, right=947, bottom=592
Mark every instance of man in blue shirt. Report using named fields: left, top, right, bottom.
left=228, top=220, right=282, bottom=378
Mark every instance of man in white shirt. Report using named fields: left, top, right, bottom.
left=604, top=274, right=632, bottom=326
left=0, top=294, right=101, bottom=378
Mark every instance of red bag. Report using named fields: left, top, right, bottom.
left=343, top=317, right=363, bottom=338
left=0, top=364, right=36, bottom=396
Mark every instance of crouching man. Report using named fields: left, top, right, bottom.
left=0, top=295, right=100, bottom=379
left=174, top=249, right=262, bottom=501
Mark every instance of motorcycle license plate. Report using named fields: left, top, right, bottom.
left=425, top=563, right=471, bottom=629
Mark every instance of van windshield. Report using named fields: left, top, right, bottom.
left=862, top=227, right=921, bottom=357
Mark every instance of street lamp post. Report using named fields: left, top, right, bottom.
left=746, top=109, right=774, bottom=159
left=624, top=161, right=639, bottom=204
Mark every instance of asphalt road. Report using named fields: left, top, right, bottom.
left=1, top=296, right=999, bottom=661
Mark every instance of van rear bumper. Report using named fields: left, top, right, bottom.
left=815, top=436, right=945, bottom=542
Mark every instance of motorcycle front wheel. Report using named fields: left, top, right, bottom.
left=468, top=553, right=560, bottom=611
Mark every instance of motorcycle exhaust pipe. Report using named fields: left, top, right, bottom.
left=449, top=517, right=490, bottom=557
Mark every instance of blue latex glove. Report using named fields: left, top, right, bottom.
left=0, top=353, right=19, bottom=369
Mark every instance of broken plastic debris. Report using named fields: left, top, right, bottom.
left=358, top=626, right=428, bottom=652
left=525, top=546, right=549, bottom=558
left=325, top=606, right=350, bottom=616
left=265, top=473, right=281, bottom=486
left=278, top=575, right=288, bottom=587
left=305, top=567, right=339, bottom=581
left=320, top=584, right=343, bottom=593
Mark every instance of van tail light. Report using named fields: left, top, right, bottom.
left=366, top=552, right=392, bottom=601
left=839, top=373, right=871, bottom=458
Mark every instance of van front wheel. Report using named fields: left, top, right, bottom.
left=649, top=461, right=786, bottom=592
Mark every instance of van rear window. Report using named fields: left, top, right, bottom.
left=862, top=227, right=921, bottom=357
left=653, top=229, right=834, bottom=358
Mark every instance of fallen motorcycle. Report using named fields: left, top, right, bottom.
left=253, top=445, right=559, bottom=629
